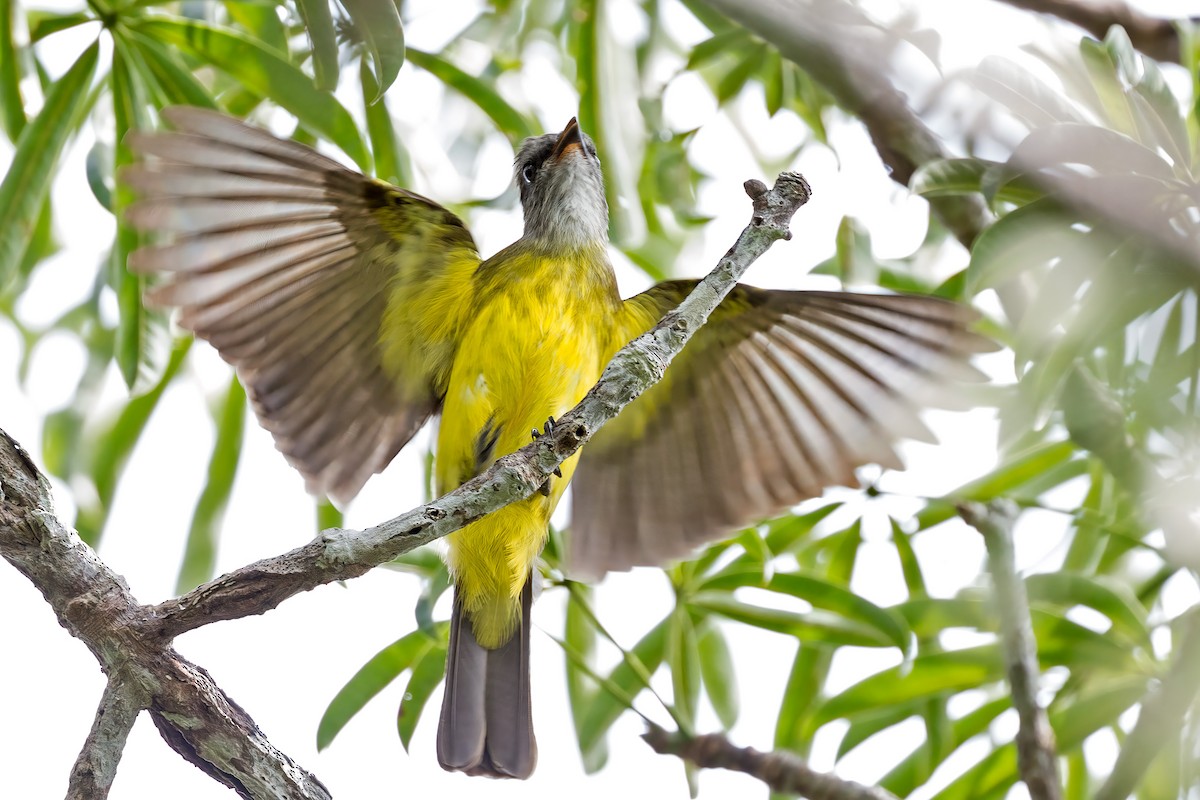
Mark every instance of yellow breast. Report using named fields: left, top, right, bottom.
left=437, top=241, right=619, bottom=647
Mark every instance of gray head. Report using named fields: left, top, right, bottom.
left=514, top=118, right=608, bottom=249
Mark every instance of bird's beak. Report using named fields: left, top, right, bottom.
left=551, top=117, right=584, bottom=162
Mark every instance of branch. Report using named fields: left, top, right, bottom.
left=152, top=172, right=812, bottom=639
left=2, top=172, right=810, bottom=796
left=959, top=501, right=1061, bottom=800
left=993, top=0, right=1183, bottom=64
left=67, top=678, right=143, bottom=799
left=642, top=725, right=899, bottom=800
left=0, top=431, right=332, bottom=800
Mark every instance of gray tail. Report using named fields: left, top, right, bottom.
left=436, top=575, right=536, bottom=779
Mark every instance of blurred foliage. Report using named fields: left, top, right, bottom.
left=2, top=0, right=1198, bottom=797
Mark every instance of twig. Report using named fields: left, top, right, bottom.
left=150, top=172, right=812, bottom=639
left=642, top=725, right=899, bottom=800
left=1, top=172, right=810, bottom=797
left=1095, top=612, right=1200, bottom=800
left=67, top=678, right=143, bottom=800
left=959, top=501, right=1061, bottom=800
left=993, top=0, right=1183, bottom=64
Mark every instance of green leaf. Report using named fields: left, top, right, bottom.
left=317, top=628, right=441, bottom=750
left=224, top=0, right=289, bottom=56
left=1010, top=122, right=1174, bottom=182
left=122, top=30, right=218, bottom=109
left=134, top=18, right=371, bottom=171
left=566, top=584, right=608, bottom=772
left=762, top=48, right=784, bottom=116
left=27, top=11, right=94, bottom=44
left=763, top=502, right=842, bottom=555
left=361, top=60, right=413, bottom=185
left=910, top=158, right=989, bottom=198
left=576, top=619, right=668, bottom=756
left=341, top=0, right=405, bottom=104
left=765, top=572, right=911, bottom=655
left=570, top=0, right=600, bottom=146
left=1024, top=572, right=1150, bottom=648
left=817, top=646, right=1004, bottom=725
left=879, top=696, right=1011, bottom=795
left=112, top=43, right=170, bottom=391
left=696, top=620, right=737, bottom=729
left=1080, top=37, right=1137, bottom=138
left=773, top=644, right=829, bottom=760
left=175, top=376, right=246, bottom=593
left=966, top=197, right=1082, bottom=293
left=316, top=496, right=343, bottom=530
left=405, top=48, right=534, bottom=141
left=411, top=561, right=449, bottom=636
left=687, top=28, right=753, bottom=70
left=690, top=593, right=890, bottom=647
left=915, top=440, right=1078, bottom=530
left=716, top=44, right=767, bottom=104
left=970, top=55, right=1085, bottom=128
left=295, top=0, right=339, bottom=92
left=668, top=608, right=700, bottom=731
left=0, top=41, right=98, bottom=292
left=836, top=699, right=921, bottom=760
left=85, top=138, right=113, bottom=212
left=0, top=0, right=27, bottom=140
left=930, top=677, right=1147, bottom=800
left=1129, top=56, right=1189, bottom=170
left=397, top=641, right=447, bottom=751
left=890, top=519, right=926, bottom=598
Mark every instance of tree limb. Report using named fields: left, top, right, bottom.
left=67, top=677, right=143, bottom=800
left=0, top=172, right=811, bottom=797
left=992, top=0, right=1183, bottom=64
left=642, top=725, right=899, bottom=800
left=0, top=431, right=332, bottom=800
left=959, top=501, right=1061, bottom=800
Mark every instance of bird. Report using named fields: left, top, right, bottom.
left=123, top=108, right=992, bottom=780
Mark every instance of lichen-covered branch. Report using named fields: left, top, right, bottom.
left=642, top=725, right=899, bottom=800
left=959, top=501, right=1061, bottom=800
left=0, top=432, right=332, bottom=800
left=67, top=678, right=143, bottom=800
left=994, top=0, right=1183, bottom=64
left=0, top=173, right=810, bottom=797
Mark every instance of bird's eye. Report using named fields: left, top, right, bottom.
left=521, top=164, right=536, bottom=184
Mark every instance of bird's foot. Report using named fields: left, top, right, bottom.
left=531, top=416, right=563, bottom=496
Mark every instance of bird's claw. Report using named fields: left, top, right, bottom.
left=533, top=416, right=560, bottom=496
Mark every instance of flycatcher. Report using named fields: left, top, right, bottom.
left=125, top=109, right=990, bottom=779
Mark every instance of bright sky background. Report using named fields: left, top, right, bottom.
left=2, top=0, right=1199, bottom=798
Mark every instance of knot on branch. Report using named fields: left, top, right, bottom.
left=744, top=172, right=812, bottom=241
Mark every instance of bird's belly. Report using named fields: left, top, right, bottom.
left=437, top=286, right=609, bottom=647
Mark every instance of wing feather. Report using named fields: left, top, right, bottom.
left=124, top=107, right=481, bottom=502
left=569, top=282, right=995, bottom=576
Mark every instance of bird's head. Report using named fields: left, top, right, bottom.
left=514, top=118, right=608, bottom=249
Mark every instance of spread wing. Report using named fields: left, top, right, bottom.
left=569, top=281, right=995, bottom=576
left=124, top=107, right=481, bottom=503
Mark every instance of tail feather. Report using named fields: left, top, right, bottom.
left=437, top=576, right=536, bottom=779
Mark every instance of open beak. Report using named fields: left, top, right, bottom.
left=551, top=117, right=584, bottom=162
